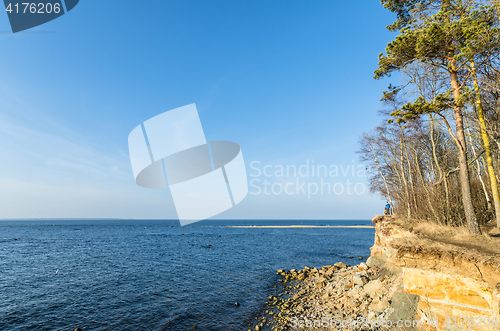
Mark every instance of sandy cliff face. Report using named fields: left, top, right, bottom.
left=367, top=216, right=500, bottom=330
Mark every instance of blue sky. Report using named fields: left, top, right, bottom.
left=0, top=1, right=397, bottom=220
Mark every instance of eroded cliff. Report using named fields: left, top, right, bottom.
left=368, top=216, right=500, bottom=330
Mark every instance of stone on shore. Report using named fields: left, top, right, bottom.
left=358, top=262, right=368, bottom=271
left=265, top=262, right=416, bottom=331
left=333, top=261, right=346, bottom=269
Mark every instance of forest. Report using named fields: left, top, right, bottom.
left=358, top=0, right=500, bottom=233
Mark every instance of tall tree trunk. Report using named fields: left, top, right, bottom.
left=465, top=118, right=492, bottom=211
left=429, top=114, right=450, bottom=223
left=400, top=127, right=418, bottom=214
left=449, top=67, right=481, bottom=234
left=471, top=62, right=500, bottom=227
left=365, top=138, right=394, bottom=213
left=413, top=146, right=440, bottom=222
left=443, top=176, right=451, bottom=225
left=399, top=134, right=412, bottom=218
left=440, top=0, right=480, bottom=233
left=379, top=139, right=409, bottom=217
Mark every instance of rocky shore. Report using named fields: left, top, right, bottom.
left=246, top=216, right=500, bottom=331
left=247, top=261, right=417, bottom=331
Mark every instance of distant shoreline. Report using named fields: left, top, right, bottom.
left=224, top=225, right=374, bottom=228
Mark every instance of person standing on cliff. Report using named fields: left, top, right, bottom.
left=384, top=202, right=391, bottom=215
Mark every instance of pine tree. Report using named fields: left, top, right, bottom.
left=374, top=0, right=500, bottom=233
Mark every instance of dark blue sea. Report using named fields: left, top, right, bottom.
left=0, top=219, right=374, bottom=331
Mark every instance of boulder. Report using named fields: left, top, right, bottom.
left=358, top=262, right=368, bottom=271
left=334, top=262, right=347, bottom=269
left=352, top=275, right=362, bottom=287
left=314, top=278, right=328, bottom=289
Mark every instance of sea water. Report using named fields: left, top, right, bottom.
left=0, top=219, right=374, bottom=331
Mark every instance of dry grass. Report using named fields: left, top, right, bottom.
left=410, top=220, right=470, bottom=237
left=372, top=216, right=500, bottom=288
left=392, top=217, right=500, bottom=255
